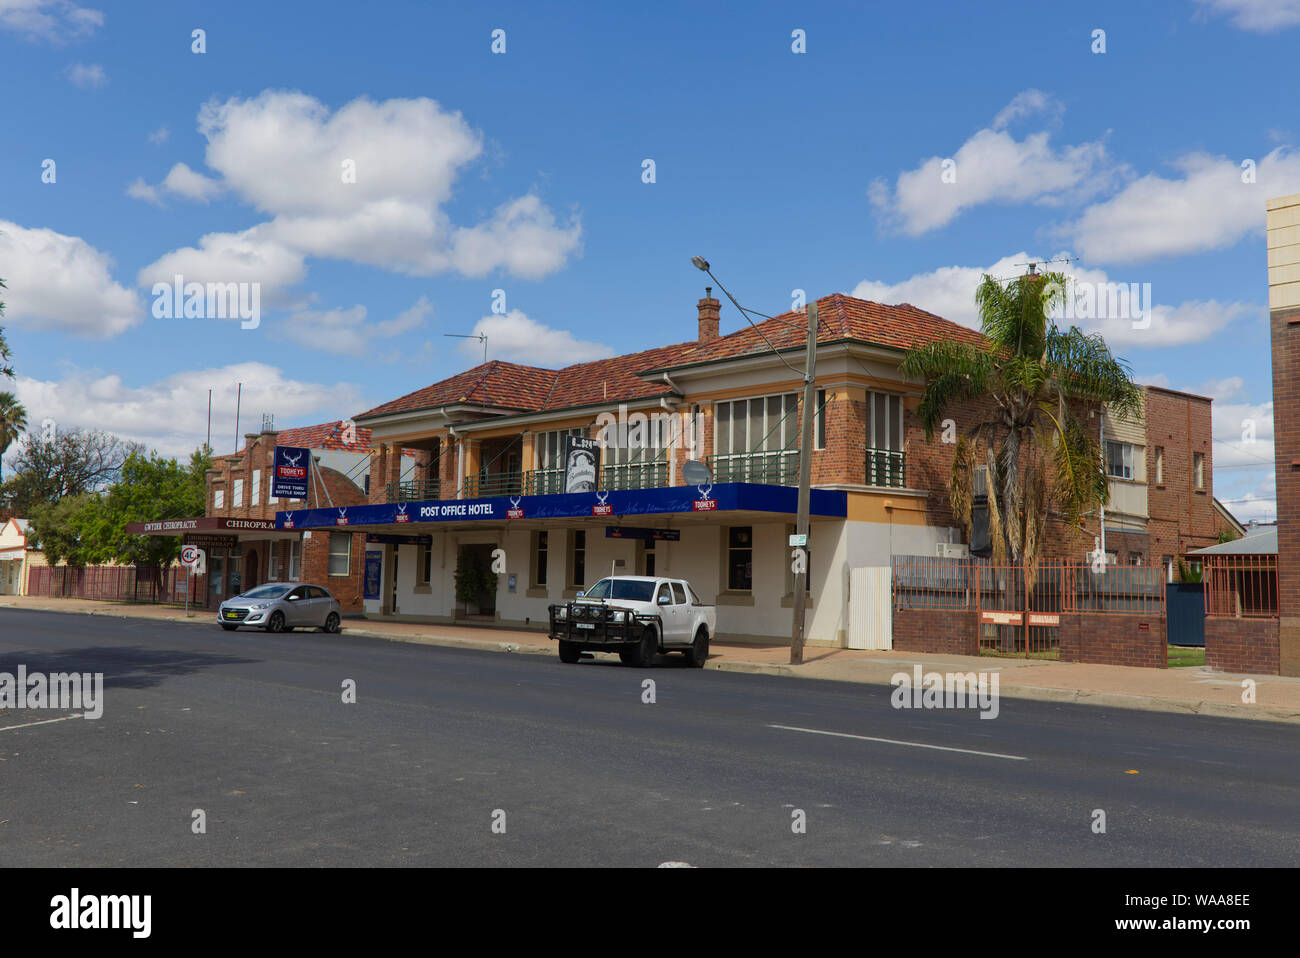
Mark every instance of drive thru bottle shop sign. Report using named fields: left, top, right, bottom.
left=272, top=445, right=311, bottom=499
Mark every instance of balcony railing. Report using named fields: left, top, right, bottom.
left=866, top=447, right=905, bottom=488
left=386, top=478, right=442, bottom=502
left=601, top=459, right=669, bottom=490
left=708, top=451, right=799, bottom=486
left=459, top=460, right=670, bottom=499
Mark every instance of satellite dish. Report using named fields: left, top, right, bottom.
left=682, top=460, right=712, bottom=485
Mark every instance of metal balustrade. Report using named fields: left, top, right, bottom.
left=385, top=478, right=442, bottom=502
left=866, top=447, right=906, bottom=488
left=707, top=451, right=799, bottom=485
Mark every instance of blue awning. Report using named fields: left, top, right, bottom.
left=276, top=482, right=847, bottom=530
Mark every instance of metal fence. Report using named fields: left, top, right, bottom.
left=27, top=565, right=202, bottom=606
left=1203, top=555, right=1278, bottom=618
left=892, top=557, right=1167, bottom=615
left=892, top=556, right=1165, bottom=658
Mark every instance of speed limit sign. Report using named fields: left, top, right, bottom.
left=181, top=546, right=205, bottom=571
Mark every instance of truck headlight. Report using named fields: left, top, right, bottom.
left=556, top=607, right=567, bottom=620
left=610, top=610, right=626, bottom=622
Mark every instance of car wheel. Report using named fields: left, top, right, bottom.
left=220, top=623, right=238, bottom=632
left=266, top=611, right=285, bottom=633
left=686, top=627, right=710, bottom=668
left=632, top=626, right=658, bottom=668
left=558, top=641, right=581, bottom=664
left=322, top=612, right=341, bottom=634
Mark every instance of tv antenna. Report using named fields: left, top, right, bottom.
left=444, top=331, right=488, bottom=364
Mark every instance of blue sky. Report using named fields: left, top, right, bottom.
left=2, top=0, right=1296, bottom=520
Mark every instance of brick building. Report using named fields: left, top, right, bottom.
left=129, top=421, right=421, bottom=612
left=1269, top=192, right=1300, bottom=674
left=274, top=288, right=1219, bottom=646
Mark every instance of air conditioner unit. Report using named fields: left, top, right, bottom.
left=936, top=542, right=970, bottom=559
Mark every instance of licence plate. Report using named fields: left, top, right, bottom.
left=576, top=623, right=595, bottom=630
left=223, top=611, right=237, bottom=618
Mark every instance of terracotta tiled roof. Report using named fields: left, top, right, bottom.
left=652, top=293, right=985, bottom=368
left=354, top=294, right=985, bottom=423
left=228, top=420, right=416, bottom=458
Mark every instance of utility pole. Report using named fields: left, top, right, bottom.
left=790, top=301, right=818, bottom=665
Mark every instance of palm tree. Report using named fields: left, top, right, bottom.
left=0, top=391, right=27, bottom=484
left=901, top=271, right=1141, bottom=573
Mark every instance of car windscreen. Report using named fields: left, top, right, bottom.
left=241, top=585, right=291, bottom=599
left=583, top=579, right=656, bottom=601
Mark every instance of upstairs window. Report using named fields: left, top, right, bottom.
left=1105, top=441, right=1135, bottom=480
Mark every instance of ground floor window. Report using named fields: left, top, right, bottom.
left=727, top=526, right=753, bottom=591
left=570, top=530, right=586, bottom=588
left=329, top=533, right=351, bottom=576
left=531, top=531, right=548, bottom=587
left=288, top=539, right=301, bottom=581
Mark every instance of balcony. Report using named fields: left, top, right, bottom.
left=459, top=460, right=670, bottom=499
left=866, top=447, right=905, bottom=488
left=708, top=451, right=799, bottom=486
left=386, top=478, right=442, bottom=502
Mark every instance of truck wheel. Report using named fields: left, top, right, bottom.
left=686, top=627, right=710, bottom=668
left=631, top=626, right=658, bottom=668
left=558, top=641, right=581, bottom=664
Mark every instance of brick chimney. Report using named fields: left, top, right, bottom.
left=697, top=287, right=720, bottom=342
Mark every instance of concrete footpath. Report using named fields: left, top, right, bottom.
left=3, top=594, right=1299, bottom=725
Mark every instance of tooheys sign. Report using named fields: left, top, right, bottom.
left=272, top=445, right=311, bottom=499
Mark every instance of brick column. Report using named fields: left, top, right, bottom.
left=1270, top=193, right=1300, bottom=676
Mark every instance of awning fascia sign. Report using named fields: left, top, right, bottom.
left=126, top=516, right=279, bottom=536
left=276, top=483, right=847, bottom=530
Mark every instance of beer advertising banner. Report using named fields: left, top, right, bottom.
left=272, top=445, right=311, bottom=500
left=562, top=435, right=601, bottom=493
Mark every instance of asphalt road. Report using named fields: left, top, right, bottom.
left=0, top=607, right=1296, bottom=867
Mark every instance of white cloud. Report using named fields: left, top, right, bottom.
left=148, top=125, right=169, bottom=145
left=128, top=162, right=223, bottom=206
left=137, top=91, right=582, bottom=286
left=277, top=296, right=433, bottom=356
left=991, top=89, right=1062, bottom=131
left=1059, top=148, right=1300, bottom=264
left=852, top=252, right=1257, bottom=347
left=5, top=362, right=360, bottom=461
left=869, top=91, right=1120, bottom=235
left=137, top=225, right=308, bottom=305
left=64, top=61, right=105, bottom=88
left=1193, top=0, right=1300, bottom=31
left=0, top=0, right=102, bottom=42
left=465, top=309, right=612, bottom=366
left=0, top=219, right=139, bottom=336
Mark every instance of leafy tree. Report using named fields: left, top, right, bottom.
left=0, top=427, right=142, bottom=512
left=28, top=493, right=98, bottom=565
left=901, top=271, right=1141, bottom=572
left=0, top=277, right=13, bottom=379
left=83, top=446, right=211, bottom=567
left=0, top=390, right=26, bottom=483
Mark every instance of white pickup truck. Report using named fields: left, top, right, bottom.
left=548, top=575, right=716, bottom=668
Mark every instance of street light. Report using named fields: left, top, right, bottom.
left=690, top=257, right=818, bottom=665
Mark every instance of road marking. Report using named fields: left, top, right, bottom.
left=0, top=714, right=84, bottom=732
left=768, top=724, right=1028, bottom=761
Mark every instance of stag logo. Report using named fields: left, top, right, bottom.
left=336, top=506, right=349, bottom=527
left=591, top=489, right=612, bottom=516
left=395, top=503, right=409, bottom=523
left=595, top=490, right=609, bottom=507
left=282, top=511, right=295, bottom=529
left=507, top=496, right=524, bottom=519
left=692, top=483, right=717, bottom=512
left=284, top=451, right=303, bottom=468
